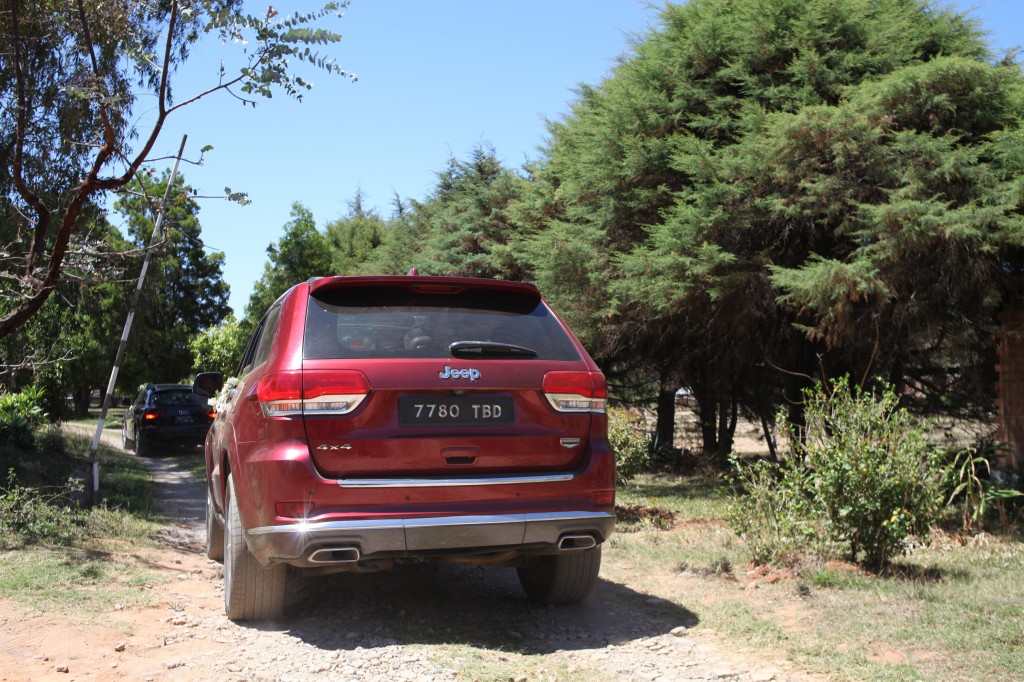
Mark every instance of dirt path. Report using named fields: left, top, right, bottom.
left=0, top=432, right=826, bottom=682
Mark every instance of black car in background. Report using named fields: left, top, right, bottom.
left=121, top=384, right=215, bottom=456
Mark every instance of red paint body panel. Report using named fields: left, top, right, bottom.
left=204, top=276, right=616, bottom=566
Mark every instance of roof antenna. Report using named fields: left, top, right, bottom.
left=407, top=267, right=419, bottom=276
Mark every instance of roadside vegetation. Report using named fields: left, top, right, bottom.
left=614, top=473, right=1024, bottom=682
left=1, top=389, right=165, bottom=614
left=606, top=377, right=1024, bottom=681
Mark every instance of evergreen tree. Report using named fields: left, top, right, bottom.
left=243, top=203, right=331, bottom=327
left=325, top=191, right=387, bottom=275
left=114, top=172, right=231, bottom=386
left=412, top=145, right=529, bottom=280
left=526, top=0, right=1016, bottom=459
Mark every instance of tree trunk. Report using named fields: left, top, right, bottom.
left=654, top=383, right=677, bottom=454
left=72, top=387, right=92, bottom=418
left=787, top=397, right=806, bottom=447
left=697, top=395, right=718, bottom=457
left=760, top=411, right=778, bottom=461
left=716, top=393, right=737, bottom=461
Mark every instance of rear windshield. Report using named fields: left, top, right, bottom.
left=304, top=286, right=582, bottom=361
left=153, top=390, right=208, bottom=407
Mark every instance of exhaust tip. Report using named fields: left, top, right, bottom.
left=558, top=534, right=597, bottom=551
left=309, top=546, right=361, bottom=564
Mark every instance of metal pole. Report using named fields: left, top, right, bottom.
left=88, top=135, right=188, bottom=504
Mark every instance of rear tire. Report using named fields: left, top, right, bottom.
left=133, top=431, right=149, bottom=457
left=517, top=546, right=602, bottom=605
left=121, top=424, right=134, bottom=451
left=205, top=486, right=224, bottom=562
left=223, top=474, right=287, bottom=621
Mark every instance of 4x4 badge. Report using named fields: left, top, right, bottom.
left=438, top=365, right=481, bottom=381
left=317, top=444, right=353, bottom=450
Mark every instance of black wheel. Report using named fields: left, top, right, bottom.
left=133, top=430, right=149, bottom=457
left=121, top=422, right=134, bottom=450
left=223, top=474, right=287, bottom=621
left=206, top=485, right=224, bottom=562
left=517, top=546, right=602, bottom=605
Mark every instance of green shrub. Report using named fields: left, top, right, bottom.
left=34, top=426, right=69, bottom=457
left=0, top=469, right=86, bottom=548
left=726, top=454, right=834, bottom=565
left=608, top=408, right=652, bottom=485
left=0, top=386, right=48, bottom=450
left=728, top=377, right=948, bottom=569
left=803, top=377, right=947, bottom=567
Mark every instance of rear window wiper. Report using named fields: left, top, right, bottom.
left=448, top=341, right=538, bottom=358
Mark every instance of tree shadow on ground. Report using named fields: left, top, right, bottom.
left=269, top=562, right=698, bottom=655
left=881, top=562, right=970, bottom=583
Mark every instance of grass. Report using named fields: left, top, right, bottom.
left=62, top=405, right=126, bottom=432
left=610, top=473, right=1024, bottom=681
left=0, top=423, right=166, bottom=614
left=620, top=473, right=731, bottom=519
left=0, top=545, right=156, bottom=615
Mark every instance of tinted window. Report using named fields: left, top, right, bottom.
left=304, top=287, right=581, bottom=361
left=253, top=305, right=282, bottom=368
left=238, top=305, right=278, bottom=376
left=153, top=390, right=208, bottom=407
left=238, top=323, right=262, bottom=375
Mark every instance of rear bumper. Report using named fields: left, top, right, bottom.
left=140, top=424, right=211, bottom=443
left=246, top=510, right=615, bottom=567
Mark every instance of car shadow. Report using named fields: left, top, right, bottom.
left=274, top=562, right=698, bottom=654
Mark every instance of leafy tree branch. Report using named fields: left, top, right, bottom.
left=0, top=0, right=354, bottom=339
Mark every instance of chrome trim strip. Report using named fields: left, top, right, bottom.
left=248, top=517, right=404, bottom=536
left=334, top=473, right=574, bottom=488
left=248, top=510, right=614, bottom=537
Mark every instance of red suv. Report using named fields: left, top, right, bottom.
left=195, top=275, right=615, bottom=621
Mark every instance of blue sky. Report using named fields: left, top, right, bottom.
left=125, top=1, right=1024, bottom=315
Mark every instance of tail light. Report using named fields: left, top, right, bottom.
left=143, top=409, right=162, bottom=421
left=257, top=370, right=369, bottom=417
left=257, top=371, right=303, bottom=417
left=302, top=371, right=370, bottom=415
left=542, top=371, right=608, bottom=414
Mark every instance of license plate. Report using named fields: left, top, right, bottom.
left=399, top=396, right=514, bottom=426
left=175, top=415, right=196, bottom=424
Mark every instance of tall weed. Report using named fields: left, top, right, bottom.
left=948, top=442, right=1024, bottom=533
